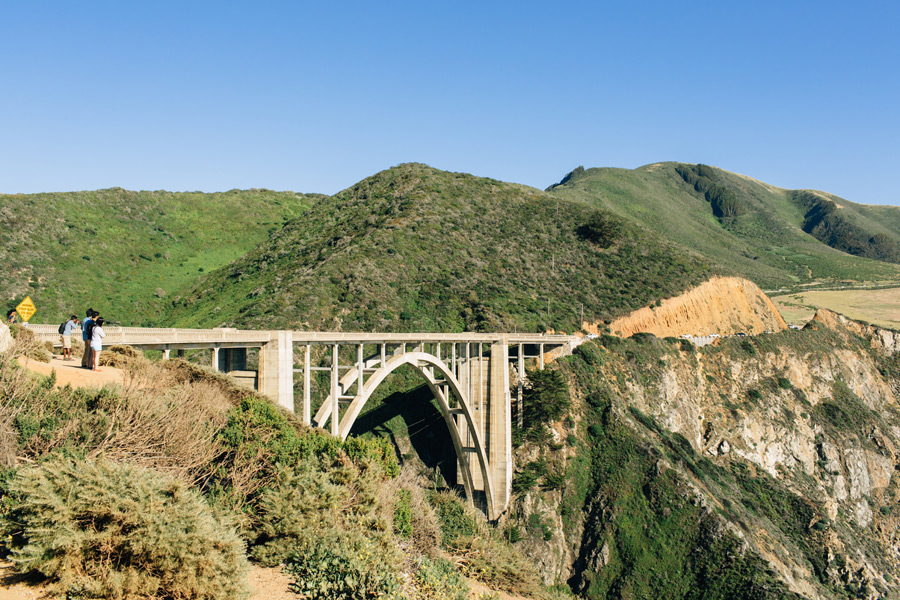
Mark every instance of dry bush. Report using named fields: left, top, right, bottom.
left=383, top=466, right=442, bottom=558
left=428, top=490, right=544, bottom=596
left=7, top=326, right=52, bottom=363
left=0, top=351, right=34, bottom=466
left=4, top=347, right=233, bottom=486
left=98, top=344, right=148, bottom=369
left=86, top=359, right=233, bottom=485
left=162, top=358, right=253, bottom=405
left=88, top=381, right=231, bottom=485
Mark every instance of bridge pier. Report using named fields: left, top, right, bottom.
left=258, top=331, right=294, bottom=412
left=456, top=338, right=512, bottom=515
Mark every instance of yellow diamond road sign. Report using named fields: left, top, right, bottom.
left=15, top=296, right=37, bottom=322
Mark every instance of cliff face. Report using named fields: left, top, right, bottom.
left=601, top=276, right=788, bottom=338
left=512, top=311, right=900, bottom=600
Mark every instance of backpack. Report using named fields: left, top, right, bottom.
left=58, top=321, right=67, bottom=335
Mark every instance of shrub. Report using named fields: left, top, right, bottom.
left=283, top=528, right=402, bottom=600
left=411, top=556, right=469, bottom=600
left=99, top=344, right=148, bottom=369
left=777, top=377, right=793, bottom=389
left=522, top=367, right=569, bottom=430
left=2, top=457, right=250, bottom=600
left=249, top=460, right=352, bottom=565
left=543, top=470, right=566, bottom=490
left=577, top=211, right=623, bottom=248
left=393, top=488, right=412, bottom=539
left=512, top=469, right=538, bottom=494
left=505, top=524, right=523, bottom=543
left=427, top=491, right=543, bottom=594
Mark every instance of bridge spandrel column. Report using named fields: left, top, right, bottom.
left=258, top=331, right=294, bottom=412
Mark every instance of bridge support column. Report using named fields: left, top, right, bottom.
left=488, top=337, right=512, bottom=516
left=258, top=331, right=294, bottom=412
left=218, top=348, right=247, bottom=372
left=456, top=338, right=512, bottom=519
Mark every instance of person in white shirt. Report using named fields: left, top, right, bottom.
left=90, top=317, right=106, bottom=372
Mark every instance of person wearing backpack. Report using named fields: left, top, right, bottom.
left=59, top=315, right=80, bottom=360
left=81, top=309, right=96, bottom=369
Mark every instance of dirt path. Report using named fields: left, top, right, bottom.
left=17, top=354, right=124, bottom=388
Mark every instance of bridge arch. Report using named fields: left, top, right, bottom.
left=318, top=351, right=496, bottom=519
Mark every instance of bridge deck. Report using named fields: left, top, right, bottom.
left=27, top=324, right=574, bottom=349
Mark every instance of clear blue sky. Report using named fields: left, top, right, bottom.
left=2, top=1, right=898, bottom=204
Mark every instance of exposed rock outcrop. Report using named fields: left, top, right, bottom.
left=811, top=308, right=900, bottom=355
left=600, top=276, right=787, bottom=338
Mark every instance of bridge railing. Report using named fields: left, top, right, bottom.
left=26, top=324, right=275, bottom=348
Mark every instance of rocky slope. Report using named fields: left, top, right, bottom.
left=509, top=310, right=900, bottom=599
left=602, top=276, right=788, bottom=338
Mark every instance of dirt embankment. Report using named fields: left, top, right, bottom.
left=597, top=276, right=787, bottom=338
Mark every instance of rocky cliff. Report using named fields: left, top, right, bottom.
left=600, top=276, right=788, bottom=338
left=509, top=310, right=900, bottom=600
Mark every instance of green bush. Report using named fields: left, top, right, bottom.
left=512, top=469, right=538, bottom=494
left=393, top=488, right=412, bottom=539
left=577, top=211, right=624, bottom=248
left=250, top=460, right=352, bottom=565
left=3, top=457, right=249, bottom=600
left=284, top=529, right=402, bottom=600
left=504, top=524, right=523, bottom=543
left=412, top=556, right=469, bottom=600
left=523, top=367, right=569, bottom=431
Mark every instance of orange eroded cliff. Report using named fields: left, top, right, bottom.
left=596, top=276, right=787, bottom=338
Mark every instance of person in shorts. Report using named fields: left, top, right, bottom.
left=90, top=317, right=106, bottom=372
left=60, top=315, right=80, bottom=360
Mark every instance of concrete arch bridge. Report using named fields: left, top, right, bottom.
left=30, top=325, right=576, bottom=518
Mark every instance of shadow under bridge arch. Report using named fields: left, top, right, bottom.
left=324, top=351, right=497, bottom=520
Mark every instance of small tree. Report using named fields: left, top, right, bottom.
left=522, top=368, right=569, bottom=431
left=577, top=212, right=623, bottom=249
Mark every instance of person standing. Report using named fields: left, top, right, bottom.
left=91, top=317, right=105, bottom=372
left=81, top=309, right=95, bottom=369
left=60, top=315, right=80, bottom=361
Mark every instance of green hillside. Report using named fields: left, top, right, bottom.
left=167, top=163, right=720, bottom=332
left=0, top=188, right=314, bottom=325
left=546, top=163, right=900, bottom=289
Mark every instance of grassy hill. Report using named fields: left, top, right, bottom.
left=546, top=163, right=900, bottom=289
left=0, top=188, right=314, bottom=325
left=166, top=163, right=720, bottom=332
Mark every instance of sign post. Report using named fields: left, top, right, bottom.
left=15, top=296, right=37, bottom=323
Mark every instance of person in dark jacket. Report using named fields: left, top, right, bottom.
left=81, top=309, right=95, bottom=369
